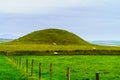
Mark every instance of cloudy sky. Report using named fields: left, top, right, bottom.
left=0, top=0, right=120, bottom=40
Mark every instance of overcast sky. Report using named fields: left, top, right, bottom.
left=0, top=0, right=120, bottom=40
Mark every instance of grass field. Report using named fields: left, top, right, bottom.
left=0, top=55, right=27, bottom=80
left=7, top=55, right=120, bottom=80
left=1, top=44, right=120, bottom=54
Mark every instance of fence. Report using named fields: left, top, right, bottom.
left=6, top=55, right=100, bottom=80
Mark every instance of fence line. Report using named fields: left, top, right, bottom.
left=26, top=59, right=28, bottom=73
left=50, top=63, right=52, bottom=80
left=6, top=55, right=101, bottom=80
left=39, top=63, right=42, bottom=80
left=96, top=72, right=100, bottom=80
left=67, top=67, right=70, bottom=80
left=31, top=59, right=34, bottom=76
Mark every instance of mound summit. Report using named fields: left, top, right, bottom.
left=11, top=28, right=90, bottom=45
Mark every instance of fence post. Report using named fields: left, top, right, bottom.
left=16, top=56, right=17, bottom=65
left=21, top=58, right=24, bottom=69
left=13, top=56, right=15, bottom=63
left=50, top=63, right=52, bottom=80
left=19, top=56, right=21, bottom=67
left=17, top=56, right=19, bottom=66
left=67, top=67, right=70, bottom=80
left=14, top=56, right=16, bottom=64
left=96, top=72, right=100, bottom=80
left=39, top=63, right=42, bottom=80
left=11, top=55, right=13, bottom=62
left=26, top=59, right=28, bottom=73
left=31, top=59, right=34, bottom=76
left=21, top=57, right=22, bottom=68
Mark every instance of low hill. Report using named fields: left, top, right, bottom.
left=10, top=28, right=90, bottom=45
left=1, top=28, right=120, bottom=55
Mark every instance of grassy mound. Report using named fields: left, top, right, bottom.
left=10, top=28, right=90, bottom=45
left=2, top=28, right=120, bottom=55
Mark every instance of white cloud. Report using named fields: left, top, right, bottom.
left=0, top=0, right=119, bottom=14
left=0, top=0, right=113, bottom=14
left=0, top=0, right=82, bottom=14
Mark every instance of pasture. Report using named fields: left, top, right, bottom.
left=4, top=55, right=120, bottom=80
left=0, top=55, right=27, bottom=80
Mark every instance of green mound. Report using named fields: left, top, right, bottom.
left=10, top=28, right=90, bottom=45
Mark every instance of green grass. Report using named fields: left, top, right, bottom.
left=0, top=44, right=93, bottom=52
left=0, top=44, right=120, bottom=54
left=9, top=28, right=90, bottom=45
left=0, top=55, right=27, bottom=80
left=14, top=55, right=120, bottom=80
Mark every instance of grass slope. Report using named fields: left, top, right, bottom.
left=10, top=28, right=90, bottom=45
